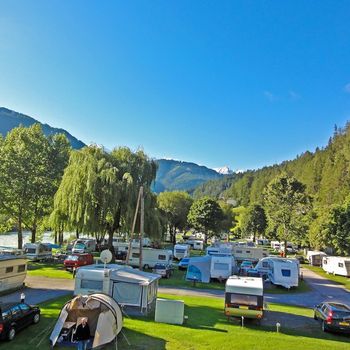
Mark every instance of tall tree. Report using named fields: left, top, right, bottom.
left=240, top=204, right=267, bottom=242
left=187, top=197, right=224, bottom=244
left=0, top=124, right=70, bottom=248
left=264, top=174, right=311, bottom=256
left=157, top=191, right=193, bottom=244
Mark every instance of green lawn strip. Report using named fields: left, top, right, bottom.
left=27, top=262, right=73, bottom=279
left=4, top=294, right=350, bottom=350
left=302, top=264, right=350, bottom=291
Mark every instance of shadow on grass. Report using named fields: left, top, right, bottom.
left=120, top=328, right=166, bottom=350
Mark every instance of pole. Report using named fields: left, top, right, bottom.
left=139, top=186, right=144, bottom=271
left=126, top=187, right=142, bottom=265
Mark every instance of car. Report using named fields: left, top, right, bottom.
left=239, top=260, right=254, bottom=275
left=178, top=257, right=190, bottom=270
left=63, top=253, right=94, bottom=271
left=314, top=302, right=350, bottom=333
left=0, top=302, right=40, bottom=341
left=152, top=263, right=173, bottom=278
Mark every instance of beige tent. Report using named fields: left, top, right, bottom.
left=50, top=294, right=123, bottom=349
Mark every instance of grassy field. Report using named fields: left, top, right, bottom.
left=27, top=262, right=73, bottom=279
left=302, top=264, right=350, bottom=291
left=4, top=293, right=350, bottom=350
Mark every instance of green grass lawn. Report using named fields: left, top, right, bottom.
left=302, top=264, right=350, bottom=291
left=4, top=293, right=350, bottom=350
left=27, top=262, right=73, bottom=279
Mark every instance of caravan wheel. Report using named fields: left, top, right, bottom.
left=144, top=264, right=150, bottom=270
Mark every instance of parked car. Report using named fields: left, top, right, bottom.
left=153, top=263, right=173, bottom=278
left=63, top=253, right=94, bottom=271
left=314, top=302, right=350, bottom=333
left=0, top=302, right=40, bottom=341
left=239, top=260, right=254, bottom=275
left=178, top=257, right=190, bottom=270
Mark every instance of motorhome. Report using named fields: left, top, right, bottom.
left=322, top=256, right=350, bottom=277
left=224, top=276, right=264, bottom=319
left=74, top=264, right=160, bottom=314
left=173, top=244, right=190, bottom=260
left=270, top=241, right=281, bottom=251
left=267, top=258, right=299, bottom=289
left=0, top=255, right=27, bottom=293
left=232, top=246, right=268, bottom=262
left=24, top=243, right=52, bottom=261
left=307, top=251, right=327, bottom=266
left=128, top=248, right=173, bottom=269
left=72, top=239, right=96, bottom=253
left=210, top=254, right=237, bottom=280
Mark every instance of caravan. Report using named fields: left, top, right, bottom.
left=210, top=254, right=236, bottom=280
left=233, top=246, right=268, bottom=262
left=322, top=256, right=350, bottom=277
left=267, top=258, right=299, bottom=289
left=307, top=251, right=327, bottom=266
left=174, top=244, right=190, bottom=260
left=187, top=240, right=204, bottom=251
left=128, top=248, right=173, bottom=269
left=24, top=243, right=52, bottom=261
left=0, top=255, right=27, bottom=293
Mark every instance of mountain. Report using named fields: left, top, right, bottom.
left=153, top=159, right=224, bottom=193
left=0, top=107, right=85, bottom=149
left=213, top=166, right=233, bottom=175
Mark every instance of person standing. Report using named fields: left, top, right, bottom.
left=75, top=317, right=90, bottom=350
left=20, top=292, right=25, bottom=303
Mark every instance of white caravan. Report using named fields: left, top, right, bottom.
left=322, top=256, right=350, bottom=277
left=132, top=238, right=152, bottom=247
left=0, top=255, right=27, bottom=292
left=72, top=239, right=96, bottom=253
left=210, top=254, right=236, bottom=280
left=187, top=240, right=204, bottom=250
left=307, top=251, right=327, bottom=266
left=74, top=264, right=160, bottom=314
left=24, top=243, right=52, bottom=261
left=270, top=241, right=281, bottom=251
left=128, top=248, right=173, bottom=269
left=206, top=243, right=232, bottom=256
left=267, top=258, right=299, bottom=289
left=174, top=244, right=190, bottom=260
left=232, top=246, right=269, bottom=262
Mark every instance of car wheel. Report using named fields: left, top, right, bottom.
left=321, top=321, right=328, bottom=332
left=33, top=313, right=40, bottom=324
left=313, top=313, right=317, bottom=320
left=144, top=264, right=149, bottom=270
left=8, top=327, right=16, bottom=341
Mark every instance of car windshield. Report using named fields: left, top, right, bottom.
left=66, top=255, right=79, bottom=261
left=154, top=264, right=166, bottom=269
left=242, top=261, right=252, bottom=266
left=74, top=243, right=85, bottom=249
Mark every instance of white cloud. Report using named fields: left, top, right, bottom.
left=263, top=91, right=278, bottom=102
left=345, top=83, right=350, bottom=93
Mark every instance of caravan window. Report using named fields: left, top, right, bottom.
left=81, top=279, right=103, bottom=290
left=323, top=260, right=327, bottom=265
left=6, top=267, right=13, bottom=273
left=230, top=294, right=258, bottom=306
left=132, top=253, right=140, bottom=258
left=245, top=250, right=251, bottom=254
left=176, top=249, right=185, bottom=254
left=158, top=255, right=166, bottom=260
left=281, top=269, right=291, bottom=277
left=236, top=250, right=242, bottom=254
left=26, top=248, right=36, bottom=254
left=214, top=263, right=229, bottom=271
left=338, top=262, right=344, bottom=268
left=18, top=265, right=26, bottom=273
left=262, top=262, right=269, bottom=268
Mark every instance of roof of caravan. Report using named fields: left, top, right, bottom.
left=78, top=263, right=127, bottom=271
left=324, top=256, right=350, bottom=261
left=226, top=276, right=263, bottom=295
left=110, top=268, right=160, bottom=285
left=307, top=251, right=327, bottom=257
left=0, top=254, right=26, bottom=262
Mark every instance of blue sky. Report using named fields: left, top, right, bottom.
left=0, top=1, right=350, bottom=171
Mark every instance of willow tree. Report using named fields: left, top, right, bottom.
left=0, top=124, right=70, bottom=248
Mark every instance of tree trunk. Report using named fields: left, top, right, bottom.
left=54, top=230, right=58, bottom=244
left=172, top=226, right=176, bottom=245
left=108, top=229, right=116, bottom=262
left=31, top=223, right=37, bottom=243
left=76, top=229, right=79, bottom=239
left=59, top=230, right=64, bottom=245
left=18, top=214, right=23, bottom=249
left=284, top=239, right=287, bottom=258
left=204, top=231, right=208, bottom=246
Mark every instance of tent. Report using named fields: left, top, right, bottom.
left=110, top=268, right=160, bottom=314
left=186, top=256, right=211, bottom=283
left=50, top=293, right=123, bottom=349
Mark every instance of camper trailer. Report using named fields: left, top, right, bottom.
left=24, top=243, right=52, bottom=261
left=173, top=244, right=190, bottom=260
left=206, top=243, right=233, bottom=256
left=210, top=254, right=236, bottom=280
left=128, top=248, right=173, bottom=269
left=186, top=239, right=204, bottom=250
left=270, top=241, right=281, bottom=251
left=72, top=239, right=96, bottom=254
left=322, top=256, right=350, bottom=277
left=74, top=264, right=160, bottom=314
left=267, top=258, right=299, bottom=289
left=232, top=246, right=268, bottom=262
left=0, top=255, right=27, bottom=293
left=132, top=237, right=152, bottom=247
left=224, top=276, right=264, bottom=319
left=307, top=251, right=327, bottom=266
